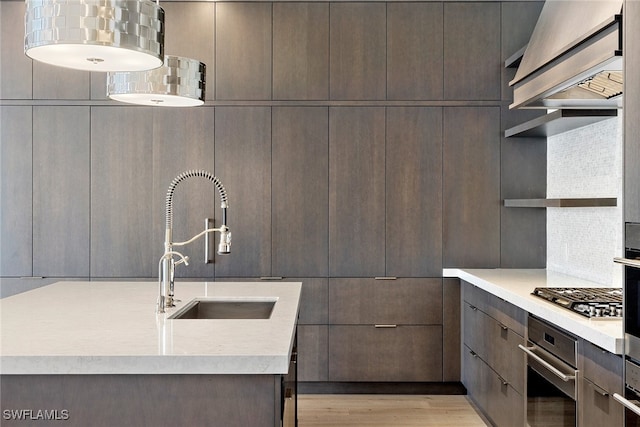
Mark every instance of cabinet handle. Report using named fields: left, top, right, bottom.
left=374, top=324, right=397, bottom=328
left=260, top=277, right=284, bottom=280
left=613, top=393, right=640, bottom=416
left=374, top=277, right=397, bottom=280
left=586, top=380, right=609, bottom=397
left=469, top=350, right=478, bottom=358
left=498, top=375, right=508, bottom=386
left=204, top=218, right=214, bottom=263
left=498, top=322, right=508, bottom=331
left=614, top=257, right=640, bottom=269
left=469, top=305, right=478, bottom=311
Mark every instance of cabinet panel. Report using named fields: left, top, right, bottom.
left=272, top=107, right=328, bottom=277
left=580, top=340, right=622, bottom=394
left=329, top=325, right=442, bottom=382
left=387, top=3, right=443, bottom=100
left=625, top=0, right=640, bottom=223
left=1, top=1, right=32, bottom=99
left=329, top=107, right=385, bottom=277
left=91, top=107, right=155, bottom=277
left=0, top=107, right=32, bottom=276
left=329, top=3, right=386, bottom=100
left=216, top=3, right=272, bottom=100
left=462, top=281, right=525, bottom=336
left=329, top=278, right=442, bottom=325
left=443, top=278, right=461, bottom=382
left=214, top=107, right=271, bottom=277
left=298, top=325, right=328, bottom=382
left=386, top=107, right=443, bottom=277
left=443, top=107, right=501, bottom=268
left=294, top=278, right=328, bottom=325
left=33, top=107, right=90, bottom=277
left=33, top=63, right=90, bottom=100
left=273, top=3, right=329, bottom=100
left=580, top=377, right=623, bottom=427
left=444, top=2, right=500, bottom=100
left=152, top=108, right=216, bottom=278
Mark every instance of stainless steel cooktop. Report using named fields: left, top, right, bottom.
left=532, top=287, right=622, bottom=318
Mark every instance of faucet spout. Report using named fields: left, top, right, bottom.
left=157, top=170, right=231, bottom=313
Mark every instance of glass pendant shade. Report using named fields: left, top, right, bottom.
left=107, top=55, right=206, bottom=107
left=24, top=0, right=165, bottom=72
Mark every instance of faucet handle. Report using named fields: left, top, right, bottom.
left=174, top=255, right=189, bottom=266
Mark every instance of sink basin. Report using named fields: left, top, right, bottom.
left=169, top=298, right=276, bottom=320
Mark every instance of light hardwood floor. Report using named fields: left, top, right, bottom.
left=298, top=394, right=488, bottom=426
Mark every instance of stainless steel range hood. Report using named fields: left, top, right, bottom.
left=510, top=0, right=623, bottom=109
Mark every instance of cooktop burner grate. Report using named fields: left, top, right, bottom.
left=532, top=287, right=622, bottom=318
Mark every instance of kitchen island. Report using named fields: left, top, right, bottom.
left=0, top=281, right=300, bottom=426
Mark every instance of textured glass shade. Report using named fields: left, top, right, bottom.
left=107, top=55, right=206, bottom=107
left=25, top=0, right=165, bottom=72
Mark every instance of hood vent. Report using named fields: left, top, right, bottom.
left=510, top=0, right=623, bottom=109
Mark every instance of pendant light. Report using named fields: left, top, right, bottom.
left=24, top=0, right=165, bottom=72
left=107, top=55, right=206, bottom=107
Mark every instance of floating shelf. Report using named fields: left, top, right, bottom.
left=504, top=198, right=618, bottom=208
left=504, top=109, right=618, bottom=138
left=505, top=45, right=527, bottom=69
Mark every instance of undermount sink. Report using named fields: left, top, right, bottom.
left=169, top=298, right=276, bottom=320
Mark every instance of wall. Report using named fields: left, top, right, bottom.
left=546, top=116, right=624, bottom=285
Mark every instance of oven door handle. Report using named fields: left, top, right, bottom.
left=518, top=344, right=576, bottom=382
left=613, top=393, right=640, bottom=416
left=614, top=257, right=640, bottom=268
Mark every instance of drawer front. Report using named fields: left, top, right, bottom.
left=463, top=302, right=525, bottom=394
left=297, top=325, right=328, bottom=382
left=463, top=345, right=525, bottom=427
left=329, top=278, right=442, bottom=325
left=328, top=325, right=442, bottom=381
left=579, top=377, right=623, bottom=427
left=580, top=339, right=623, bottom=393
left=462, top=280, right=525, bottom=336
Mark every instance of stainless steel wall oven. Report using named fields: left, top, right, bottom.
left=613, top=223, right=640, bottom=424
left=520, top=315, right=578, bottom=427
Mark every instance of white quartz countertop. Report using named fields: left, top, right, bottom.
left=443, top=268, right=624, bottom=354
left=0, top=281, right=301, bottom=375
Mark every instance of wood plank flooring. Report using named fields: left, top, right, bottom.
left=298, top=394, right=488, bottom=426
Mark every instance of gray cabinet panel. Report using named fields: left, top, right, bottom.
left=214, top=107, right=271, bottom=277
left=386, top=107, right=443, bottom=276
left=387, top=3, right=443, bottom=100
left=625, top=0, right=640, bottom=223
left=272, top=107, right=328, bottom=277
left=329, top=3, right=386, bottom=100
left=298, top=325, right=328, bottom=382
left=1, top=2, right=32, bottom=99
left=33, top=107, right=90, bottom=277
left=215, top=3, right=272, bottom=100
left=329, top=278, right=442, bottom=325
left=33, top=63, right=90, bottom=100
left=329, top=107, right=385, bottom=277
left=443, top=278, right=460, bottom=382
left=444, top=2, right=501, bottom=100
left=0, top=107, right=32, bottom=276
left=443, top=107, right=500, bottom=268
left=329, top=325, right=443, bottom=382
left=91, top=107, right=154, bottom=277
left=152, top=108, right=216, bottom=278
left=273, top=3, right=329, bottom=100
left=295, top=278, right=328, bottom=325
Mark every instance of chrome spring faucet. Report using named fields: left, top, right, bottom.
left=157, top=170, right=231, bottom=313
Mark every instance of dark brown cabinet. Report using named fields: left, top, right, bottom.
left=329, top=3, right=386, bottom=100
left=33, top=107, right=90, bottom=277
left=214, top=107, right=272, bottom=277
left=462, top=281, right=526, bottom=426
left=0, top=107, right=32, bottom=276
left=272, top=107, right=329, bottom=277
left=328, top=278, right=443, bottom=382
left=90, top=107, right=155, bottom=277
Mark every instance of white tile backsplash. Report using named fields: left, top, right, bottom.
left=546, top=115, right=623, bottom=285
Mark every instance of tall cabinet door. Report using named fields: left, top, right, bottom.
left=272, top=107, right=329, bottom=277
left=152, top=108, right=216, bottom=278
left=1, top=2, right=32, bottom=99
left=91, top=107, right=155, bottom=277
left=386, top=107, right=443, bottom=277
left=1, top=107, right=32, bottom=276
left=214, top=107, right=271, bottom=277
left=33, top=107, right=90, bottom=277
left=329, top=107, right=385, bottom=277
left=443, top=107, right=501, bottom=268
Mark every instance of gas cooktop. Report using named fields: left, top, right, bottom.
left=531, top=287, right=622, bottom=318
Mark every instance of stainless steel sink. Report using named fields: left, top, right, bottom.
left=169, top=298, right=276, bottom=319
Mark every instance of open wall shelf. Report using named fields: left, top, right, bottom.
left=504, top=109, right=618, bottom=138
left=504, top=198, right=618, bottom=208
